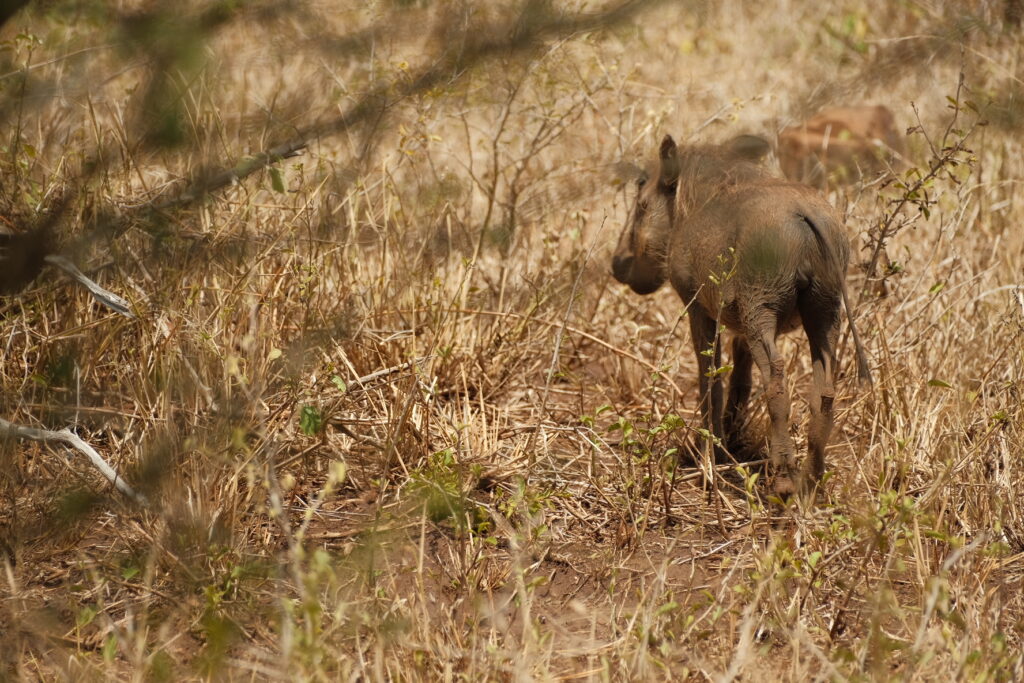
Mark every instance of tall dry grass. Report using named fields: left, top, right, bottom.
left=0, top=0, right=1021, bottom=680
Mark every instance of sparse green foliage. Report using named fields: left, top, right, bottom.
left=407, top=448, right=488, bottom=534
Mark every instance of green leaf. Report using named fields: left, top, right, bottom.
left=299, top=405, right=323, bottom=436
left=103, top=634, right=118, bottom=662
left=269, top=166, right=285, bottom=193
left=331, top=375, right=347, bottom=392
left=927, top=378, right=952, bottom=389
left=808, top=551, right=822, bottom=570
left=77, top=605, right=97, bottom=628
left=655, top=601, right=680, bottom=616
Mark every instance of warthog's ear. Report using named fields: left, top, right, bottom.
left=658, top=134, right=680, bottom=188
left=727, top=134, right=771, bottom=161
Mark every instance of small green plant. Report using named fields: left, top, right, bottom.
left=299, top=405, right=323, bottom=436
left=407, top=448, right=488, bottom=535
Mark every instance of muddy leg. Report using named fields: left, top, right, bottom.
left=724, top=336, right=753, bottom=437
left=688, top=308, right=726, bottom=461
left=747, top=327, right=797, bottom=497
left=799, top=296, right=840, bottom=499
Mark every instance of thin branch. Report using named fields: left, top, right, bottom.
left=45, top=255, right=135, bottom=318
left=525, top=216, right=609, bottom=466
left=140, top=0, right=663, bottom=216
left=0, top=417, right=146, bottom=505
left=347, top=356, right=433, bottom=390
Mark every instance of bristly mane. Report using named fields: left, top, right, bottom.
left=673, top=146, right=772, bottom=218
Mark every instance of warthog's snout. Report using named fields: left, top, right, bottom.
left=611, top=252, right=632, bottom=283
left=612, top=252, right=663, bottom=295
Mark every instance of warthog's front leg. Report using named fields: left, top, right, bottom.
left=688, top=307, right=727, bottom=461
left=723, top=336, right=753, bottom=437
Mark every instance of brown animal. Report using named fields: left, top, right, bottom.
left=777, top=105, right=903, bottom=187
left=612, top=134, right=871, bottom=498
left=1008, top=0, right=1022, bottom=27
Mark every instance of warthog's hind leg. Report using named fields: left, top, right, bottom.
left=724, top=336, right=754, bottom=438
left=747, top=325, right=797, bottom=497
left=799, top=294, right=840, bottom=499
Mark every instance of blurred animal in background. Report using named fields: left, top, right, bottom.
left=1007, top=0, right=1022, bottom=27
left=612, top=133, right=871, bottom=500
left=0, top=227, right=52, bottom=295
left=777, top=105, right=904, bottom=188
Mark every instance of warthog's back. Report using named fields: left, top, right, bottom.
left=667, top=180, right=849, bottom=331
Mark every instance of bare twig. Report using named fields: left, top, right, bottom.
left=858, top=74, right=981, bottom=305
left=347, top=356, right=432, bottom=389
left=44, top=255, right=135, bottom=318
left=137, top=0, right=664, bottom=216
left=0, top=417, right=146, bottom=505
left=525, top=217, right=608, bottom=465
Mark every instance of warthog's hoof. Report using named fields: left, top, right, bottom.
left=772, top=474, right=797, bottom=499
left=798, top=474, right=824, bottom=504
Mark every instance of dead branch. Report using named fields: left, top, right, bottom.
left=0, top=417, right=146, bottom=505
left=144, top=0, right=663, bottom=215
left=44, top=255, right=135, bottom=318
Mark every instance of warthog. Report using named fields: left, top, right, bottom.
left=778, top=105, right=903, bottom=187
left=612, top=134, right=871, bottom=498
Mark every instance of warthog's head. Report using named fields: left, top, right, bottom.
left=612, top=133, right=770, bottom=295
left=611, top=135, right=678, bottom=294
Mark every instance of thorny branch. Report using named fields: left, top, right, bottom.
left=858, top=72, right=983, bottom=304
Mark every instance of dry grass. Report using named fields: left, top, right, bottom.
left=0, top=1, right=1022, bottom=680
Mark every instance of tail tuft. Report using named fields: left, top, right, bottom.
left=856, top=346, right=873, bottom=386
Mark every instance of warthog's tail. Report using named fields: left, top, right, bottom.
left=799, top=211, right=873, bottom=386
left=840, top=281, right=873, bottom=386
